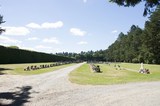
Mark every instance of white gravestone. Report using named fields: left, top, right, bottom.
left=140, top=63, right=144, bottom=70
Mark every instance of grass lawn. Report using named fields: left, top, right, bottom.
left=69, top=63, right=160, bottom=85
left=0, top=62, right=75, bottom=75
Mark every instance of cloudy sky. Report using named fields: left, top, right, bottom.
left=0, top=0, right=147, bottom=53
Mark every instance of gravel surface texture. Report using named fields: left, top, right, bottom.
left=0, top=63, right=160, bottom=106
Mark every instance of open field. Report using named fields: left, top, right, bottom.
left=0, top=62, right=75, bottom=75
left=69, top=63, right=160, bottom=85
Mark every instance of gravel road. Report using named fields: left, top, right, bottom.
left=0, top=63, right=160, bottom=106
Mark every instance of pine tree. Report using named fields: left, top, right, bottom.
left=0, top=15, right=5, bottom=34
left=142, top=6, right=160, bottom=63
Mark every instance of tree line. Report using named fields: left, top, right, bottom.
left=0, top=45, right=75, bottom=64
left=56, top=50, right=106, bottom=62
left=105, top=6, right=160, bottom=64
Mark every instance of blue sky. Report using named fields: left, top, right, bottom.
left=0, top=0, right=148, bottom=53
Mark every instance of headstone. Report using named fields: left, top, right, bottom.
left=140, top=63, right=144, bottom=70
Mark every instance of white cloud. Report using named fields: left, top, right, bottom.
left=70, top=28, right=86, bottom=36
left=34, top=46, right=60, bottom=53
left=111, top=30, right=118, bottom=34
left=4, top=27, right=30, bottom=36
left=27, top=37, right=39, bottom=41
left=77, top=41, right=88, bottom=45
left=83, top=0, right=87, bottom=3
left=42, top=21, right=63, bottom=29
left=26, top=23, right=41, bottom=29
left=26, top=21, right=63, bottom=29
left=43, top=37, right=60, bottom=44
left=35, top=45, right=52, bottom=49
left=0, top=36, right=21, bottom=44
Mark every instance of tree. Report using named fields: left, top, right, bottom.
left=142, top=6, right=160, bottom=63
left=109, top=0, right=160, bottom=16
left=0, top=15, right=5, bottom=34
left=105, top=25, right=143, bottom=63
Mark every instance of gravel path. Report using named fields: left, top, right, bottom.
left=0, top=63, right=160, bottom=106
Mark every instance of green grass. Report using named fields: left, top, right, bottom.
left=69, top=63, right=160, bottom=85
left=118, top=63, right=160, bottom=73
left=0, top=62, right=75, bottom=75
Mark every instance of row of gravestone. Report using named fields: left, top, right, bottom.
left=90, top=64, right=101, bottom=73
left=24, top=62, right=71, bottom=71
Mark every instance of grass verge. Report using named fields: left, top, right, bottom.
left=69, top=63, right=160, bottom=85
left=0, top=62, right=75, bottom=75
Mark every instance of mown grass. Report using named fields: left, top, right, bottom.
left=0, top=62, right=75, bottom=75
left=118, top=63, right=160, bottom=73
left=69, top=63, right=160, bottom=85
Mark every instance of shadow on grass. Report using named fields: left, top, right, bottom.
left=0, top=86, right=38, bottom=106
left=0, top=68, right=13, bottom=75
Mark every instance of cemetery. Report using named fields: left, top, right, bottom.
left=69, top=62, right=160, bottom=85
left=24, top=62, right=71, bottom=71
left=0, top=62, right=75, bottom=75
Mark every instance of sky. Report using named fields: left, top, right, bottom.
left=0, top=0, right=148, bottom=53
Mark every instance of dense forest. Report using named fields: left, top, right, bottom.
left=57, top=6, right=160, bottom=64
left=106, top=6, right=160, bottom=64
left=0, top=45, right=75, bottom=64
left=56, top=50, right=106, bottom=62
